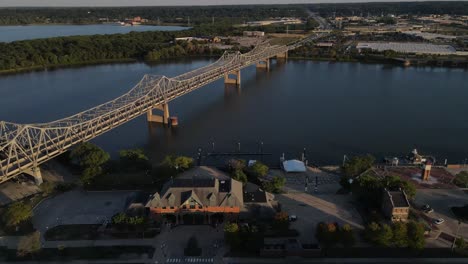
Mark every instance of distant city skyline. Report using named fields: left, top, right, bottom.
left=0, top=0, right=460, bottom=7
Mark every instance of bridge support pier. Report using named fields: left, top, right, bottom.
left=24, top=167, right=43, bottom=185
left=256, top=59, right=270, bottom=70
left=276, top=51, right=288, bottom=60
left=147, top=103, right=170, bottom=125
left=224, top=70, right=241, bottom=85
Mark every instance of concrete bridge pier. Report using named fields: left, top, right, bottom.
left=224, top=70, right=241, bottom=85
left=276, top=51, right=288, bottom=60
left=256, top=59, right=270, bottom=70
left=24, top=166, right=43, bottom=185
left=147, top=103, right=170, bottom=125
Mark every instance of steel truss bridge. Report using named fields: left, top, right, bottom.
left=0, top=34, right=324, bottom=184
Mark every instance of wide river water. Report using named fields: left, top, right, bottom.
left=0, top=24, right=189, bottom=42
left=1, top=60, right=468, bottom=166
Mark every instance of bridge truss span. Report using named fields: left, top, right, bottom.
left=0, top=31, right=330, bottom=183
left=0, top=41, right=299, bottom=183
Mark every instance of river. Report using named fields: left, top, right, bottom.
left=1, top=59, right=468, bottom=166
left=0, top=24, right=189, bottom=42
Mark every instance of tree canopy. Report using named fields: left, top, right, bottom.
left=70, top=142, right=110, bottom=185
left=2, top=201, right=33, bottom=228
left=162, top=155, right=193, bottom=171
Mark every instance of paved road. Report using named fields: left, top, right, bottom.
left=414, top=189, right=468, bottom=240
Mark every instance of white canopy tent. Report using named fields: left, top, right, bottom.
left=282, top=159, right=306, bottom=173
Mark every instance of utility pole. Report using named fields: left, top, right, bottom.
left=212, top=16, right=214, bottom=25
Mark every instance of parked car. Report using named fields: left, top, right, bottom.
left=289, top=215, right=298, bottom=222
left=422, top=204, right=434, bottom=213
left=434, top=218, right=445, bottom=225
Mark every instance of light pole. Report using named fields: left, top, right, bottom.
left=452, top=220, right=462, bottom=252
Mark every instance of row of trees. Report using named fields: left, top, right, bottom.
left=0, top=6, right=307, bottom=25
left=0, top=20, right=247, bottom=72
left=364, top=221, right=426, bottom=249
left=311, top=1, right=468, bottom=17
left=315, top=222, right=356, bottom=248
left=70, top=142, right=155, bottom=186
left=225, top=159, right=285, bottom=193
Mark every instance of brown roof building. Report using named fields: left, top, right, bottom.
left=146, top=166, right=272, bottom=224
left=382, top=189, right=410, bottom=222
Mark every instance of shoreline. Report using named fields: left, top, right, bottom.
left=1, top=55, right=466, bottom=76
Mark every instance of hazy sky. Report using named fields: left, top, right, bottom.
left=0, top=0, right=457, bottom=7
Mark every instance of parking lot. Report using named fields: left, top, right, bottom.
left=414, top=189, right=468, bottom=240
left=33, top=190, right=139, bottom=233
left=274, top=167, right=364, bottom=244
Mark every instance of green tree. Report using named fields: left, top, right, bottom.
left=341, top=154, right=375, bottom=188
left=224, top=222, right=241, bottom=249
left=455, top=237, right=467, bottom=249
left=376, top=224, right=393, bottom=247
left=162, top=155, right=193, bottom=171
left=232, top=169, right=248, bottom=183
left=227, top=159, right=246, bottom=171
left=16, top=231, right=41, bottom=257
left=364, top=222, right=381, bottom=243
left=454, top=171, right=468, bottom=188
left=70, top=142, right=109, bottom=185
left=393, top=221, right=409, bottom=247
left=70, top=142, right=109, bottom=169
left=383, top=175, right=416, bottom=199
left=407, top=221, right=425, bottom=250
left=262, top=176, right=286, bottom=193
left=250, top=162, right=269, bottom=178
left=2, top=202, right=33, bottom=228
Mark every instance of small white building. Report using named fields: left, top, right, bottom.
left=243, top=31, right=265, bottom=37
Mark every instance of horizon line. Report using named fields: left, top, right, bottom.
left=0, top=1, right=463, bottom=8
